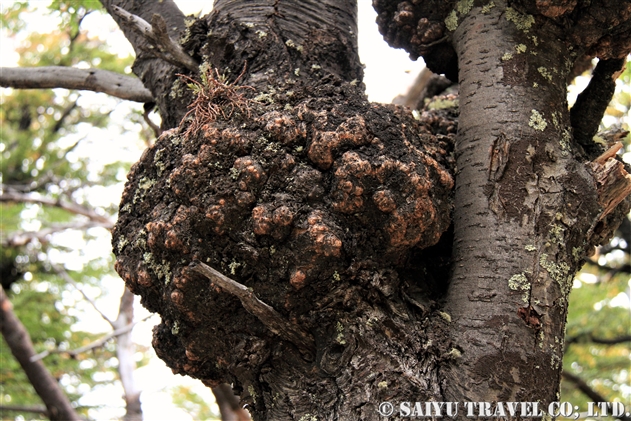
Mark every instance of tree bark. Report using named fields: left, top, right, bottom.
left=0, top=286, right=81, bottom=421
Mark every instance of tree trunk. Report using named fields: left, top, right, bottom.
left=110, top=0, right=631, bottom=420
left=442, top=1, right=597, bottom=403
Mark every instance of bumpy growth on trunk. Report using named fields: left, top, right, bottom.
left=111, top=0, right=631, bottom=419
left=113, top=1, right=459, bottom=419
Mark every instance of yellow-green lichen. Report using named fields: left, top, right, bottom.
left=154, top=149, right=167, bottom=176
left=229, top=261, right=241, bottom=275
left=508, top=273, right=530, bottom=302
left=539, top=254, right=572, bottom=295
left=515, top=44, right=527, bottom=53
left=439, top=311, right=452, bottom=323
left=256, top=30, right=267, bottom=38
left=311, top=64, right=322, bottom=70
left=572, top=247, right=583, bottom=262
left=508, top=273, right=529, bottom=291
left=294, top=68, right=300, bottom=77
left=456, top=0, right=474, bottom=15
left=445, top=10, right=458, bottom=31
left=560, top=129, right=571, bottom=155
left=481, top=1, right=495, bottom=13
left=298, top=415, right=317, bottom=421
left=533, top=82, right=538, bottom=88
left=525, top=244, right=536, bottom=252
left=447, top=348, right=462, bottom=358
left=333, top=271, right=341, bottom=281
left=530, top=35, right=539, bottom=46
left=336, top=321, right=346, bottom=345
left=529, top=110, right=547, bottom=131
left=248, top=385, right=257, bottom=404
left=378, top=381, right=388, bottom=389
left=537, top=66, right=553, bottom=81
left=502, top=52, right=513, bottom=61
left=505, top=7, right=535, bottom=32
left=427, top=98, right=459, bottom=110
left=171, top=320, right=179, bottom=335
left=116, top=237, right=129, bottom=253
left=549, top=224, right=565, bottom=244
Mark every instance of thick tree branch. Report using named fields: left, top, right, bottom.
left=0, top=285, right=81, bottom=421
left=570, top=58, right=626, bottom=157
left=189, top=261, right=315, bottom=359
left=109, top=5, right=198, bottom=72
left=0, top=191, right=113, bottom=225
left=0, top=66, right=153, bottom=103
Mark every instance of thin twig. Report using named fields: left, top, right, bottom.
left=30, top=315, right=153, bottom=362
left=53, top=265, right=114, bottom=327
left=110, top=5, right=198, bottom=72
left=2, top=220, right=112, bottom=247
left=0, top=191, right=113, bottom=225
left=189, top=260, right=315, bottom=359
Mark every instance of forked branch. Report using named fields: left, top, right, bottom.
left=110, top=5, right=198, bottom=72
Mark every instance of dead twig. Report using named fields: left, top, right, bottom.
left=189, top=260, right=315, bottom=359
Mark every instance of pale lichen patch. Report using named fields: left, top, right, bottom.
left=445, top=10, right=458, bottom=31
left=481, top=1, right=495, bottom=14
left=538, top=66, right=553, bottom=81
left=505, top=7, right=535, bottom=32
left=529, top=110, right=547, bottom=131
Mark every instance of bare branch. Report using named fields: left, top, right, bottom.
left=0, top=66, right=153, bottom=103
left=0, top=404, right=49, bottom=415
left=0, top=285, right=81, bottom=421
left=53, top=265, right=115, bottom=327
left=189, top=260, right=315, bottom=359
left=2, top=220, right=113, bottom=248
left=109, top=5, right=198, bottom=72
left=562, top=371, right=631, bottom=421
left=0, top=190, right=113, bottom=225
left=30, top=314, right=152, bottom=362
left=566, top=332, right=631, bottom=346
